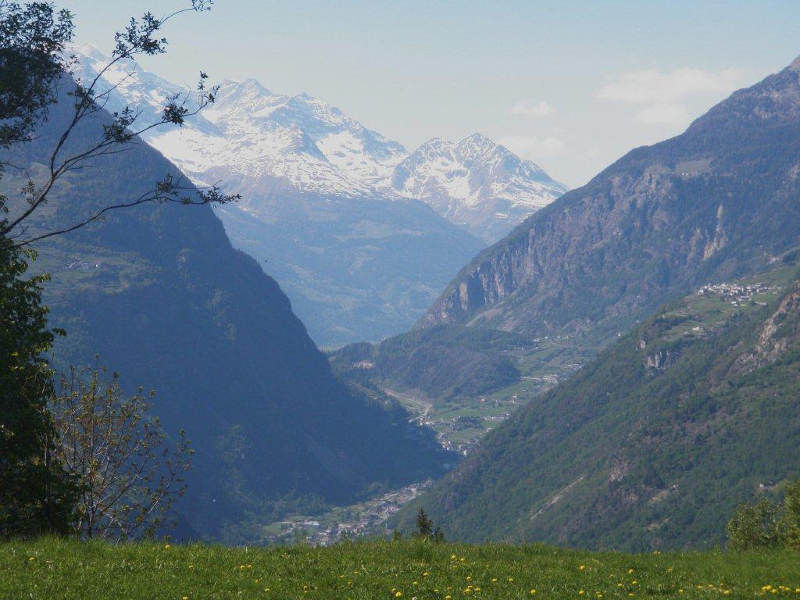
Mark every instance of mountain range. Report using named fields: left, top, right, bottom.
left=386, top=56, right=800, bottom=548
left=396, top=254, right=800, bottom=549
left=5, top=76, right=451, bottom=542
left=341, top=56, right=800, bottom=408
left=74, top=46, right=565, bottom=346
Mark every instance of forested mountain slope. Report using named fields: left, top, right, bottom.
left=3, top=78, right=450, bottom=541
left=396, top=253, right=800, bottom=550
left=335, top=57, right=800, bottom=434
left=76, top=48, right=563, bottom=346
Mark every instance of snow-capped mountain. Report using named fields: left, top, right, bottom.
left=73, top=44, right=407, bottom=208
left=73, top=45, right=565, bottom=238
left=70, top=46, right=563, bottom=345
left=390, top=134, right=568, bottom=241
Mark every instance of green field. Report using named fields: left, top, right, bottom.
left=1, top=538, right=798, bottom=599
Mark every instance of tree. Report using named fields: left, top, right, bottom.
left=726, top=497, right=782, bottom=550
left=415, top=507, right=444, bottom=542
left=0, top=0, right=238, bottom=249
left=50, top=364, right=192, bottom=539
left=0, top=0, right=230, bottom=537
left=782, top=480, right=800, bottom=549
left=727, top=480, right=800, bottom=550
left=0, top=242, right=77, bottom=537
left=0, top=1, right=74, bottom=150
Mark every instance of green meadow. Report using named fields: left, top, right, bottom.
left=1, top=538, right=798, bottom=599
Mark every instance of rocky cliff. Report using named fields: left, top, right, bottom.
left=421, top=58, right=800, bottom=340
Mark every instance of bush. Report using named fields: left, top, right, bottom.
left=727, top=479, right=800, bottom=550
left=726, top=498, right=782, bottom=550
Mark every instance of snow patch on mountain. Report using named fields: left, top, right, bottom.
left=73, top=46, right=566, bottom=239
left=390, top=133, right=568, bottom=240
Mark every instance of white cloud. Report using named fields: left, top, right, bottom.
left=511, top=100, right=555, bottom=118
left=596, top=67, right=745, bottom=125
left=499, top=135, right=566, bottom=159
left=634, top=103, right=689, bottom=125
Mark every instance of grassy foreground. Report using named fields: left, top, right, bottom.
left=1, top=538, right=798, bottom=599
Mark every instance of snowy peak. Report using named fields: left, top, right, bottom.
left=73, top=47, right=407, bottom=200
left=72, top=48, right=565, bottom=239
left=391, top=134, right=567, bottom=241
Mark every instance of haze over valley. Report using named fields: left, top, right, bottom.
left=2, top=3, right=800, bottom=595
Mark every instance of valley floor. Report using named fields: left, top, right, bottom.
left=1, top=538, right=798, bottom=599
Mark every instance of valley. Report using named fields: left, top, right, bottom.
left=2, top=1, right=800, bottom=570
left=73, top=46, right=565, bottom=347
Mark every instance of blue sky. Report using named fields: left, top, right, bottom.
left=67, top=0, right=800, bottom=187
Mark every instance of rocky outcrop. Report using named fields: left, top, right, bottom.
left=420, top=61, right=800, bottom=339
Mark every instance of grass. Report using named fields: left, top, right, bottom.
left=1, top=538, right=799, bottom=599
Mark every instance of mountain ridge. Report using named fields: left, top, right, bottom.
left=395, top=255, right=800, bottom=550
left=6, top=75, right=451, bottom=541
left=391, top=133, right=566, bottom=242
left=419, top=58, right=800, bottom=337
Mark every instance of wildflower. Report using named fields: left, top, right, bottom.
left=530, top=590, right=536, bottom=595
left=164, top=544, right=171, bottom=549
left=579, top=565, right=586, bottom=571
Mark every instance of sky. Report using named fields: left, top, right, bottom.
left=66, top=0, right=800, bottom=188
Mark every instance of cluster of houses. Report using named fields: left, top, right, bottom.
left=262, top=481, right=432, bottom=546
left=696, top=282, right=773, bottom=306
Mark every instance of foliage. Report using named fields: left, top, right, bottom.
left=2, top=537, right=800, bottom=599
left=728, top=480, right=800, bottom=550
left=415, top=507, right=444, bottom=542
left=331, top=325, right=529, bottom=403
left=0, top=241, right=76, bottom=537
left=0, top=0, right=237, bottom=249
left=395, top=262, right=800, bottom=550
left=727, top=499, right=783, bottom=550
left=0, top=1, right=74, bottom=150
left=0, top=0, right=229, bottom=541
left=50, top=364, right=192, bottom=539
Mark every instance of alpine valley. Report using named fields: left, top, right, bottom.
left=2, top=77, right=454, bottom=543
left=381, top=57, right=800, bottom=548
left=334, top=56, right=800, bottom=455
left=73, top=46, right=566, bottom=347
